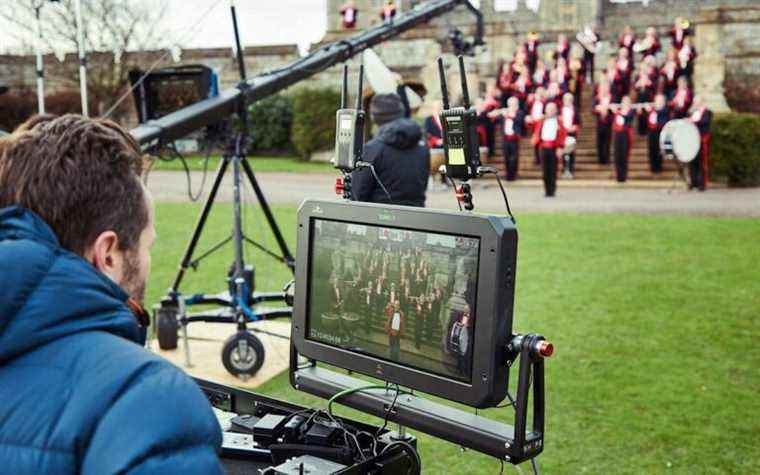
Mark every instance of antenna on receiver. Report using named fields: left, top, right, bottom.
left=356, top=64, right=364, bottom=111
left=438, top=57, right=450, bottom=110
left=341, top=64, right=348, bottom=109
left=459, top=55, right=470, bottom=109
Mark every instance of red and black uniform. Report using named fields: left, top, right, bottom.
left=384, top=305, right=405, bottom=361
left=581, top=31, right=600, bottom=84
left=554, top=38, right=570, bottom=64
left=669, top=87, right=693, bottom=119
left=593, top=90, right=613, bottom=165
left=555, top=64, right=571, bottom=94
left=616, top=57, right=633, bottom=97
left=639, top=37, right=661, bottom=58
left=423, top=115, right=443, bottom=149
left=510, top=74, right=532, bottom=109
left=634, top=73, right=657, bottom=135
left=612, top=108, right=635, bottom=182
left=478, top=96, right=501, bottom=157
left=379, top=3, right=396, bottom=23
left=689, top=107, right=712, bottom=191
left=560, top=104, right=581, bottom=173
left=532, top=117, right=567, bottom=196
left=340, top=4, right=358, bottom=28
left=605, top=67, right=623, bottom=103
left=496, top=109, right=526, bottom=181
left=668, top=26, right=692, bottom=51
left=527, top=96, right=546, bottom=164
left=645, top=105, right=669, bottom=173
left=525, top=39, right=540, bottom=73
left=677, top=44, right=697, bottom=83
left=660, top=62, right=680, bottom=100
left=496, top=64, right=513, bottom=106
left=532, top=68, right=549, bottom=91
left=618, top=32, right=636, bottom=57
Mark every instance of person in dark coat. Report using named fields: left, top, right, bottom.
left=352, top=93, right=429, bottom=207
left=645, top=94, right=670, bottom=173
left=612, top=96, right=636, bottom=182
left=0, top=115, right=223, bottom=474
left=688, top=95, right=712, bottom=191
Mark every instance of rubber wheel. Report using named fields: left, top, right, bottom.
left=156, top=309, right=179, bottom=350
left=221, top=331, right=265, bottom=378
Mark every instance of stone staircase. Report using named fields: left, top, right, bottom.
left=484, top=108, right=680, bottom=181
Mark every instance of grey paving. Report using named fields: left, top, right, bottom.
left=146, top=171, right=760, bottom=218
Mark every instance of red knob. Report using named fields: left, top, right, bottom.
left=334, top=177, right=345, bottom=195
left=537, top=341, right=554, bottom=358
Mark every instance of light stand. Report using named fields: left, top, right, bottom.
left=32, top=1, right=46, bottom=114
left=154, top=1, right=295, bottom=380
left=74, top=0, right=88, bottom=116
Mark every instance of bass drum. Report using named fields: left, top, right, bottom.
left=659, top=119, right=700, bottom=163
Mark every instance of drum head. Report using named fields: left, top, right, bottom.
left=564, top=135, right=577, bottom=154
left=660, top=119, right=700, bottom=163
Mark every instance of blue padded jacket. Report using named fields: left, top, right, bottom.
left=0, top=206, right=223, bottom=474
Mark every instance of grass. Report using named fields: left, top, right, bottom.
left=149, top=203, right=760, bottom=474
left=148, top=155, right=333, bottom=174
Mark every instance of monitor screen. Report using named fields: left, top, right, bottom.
left=306, top=218, right=480, bottom=383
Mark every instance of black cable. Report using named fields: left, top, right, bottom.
left=478, top=166, right=516, bottom=223
left=531, top=458, right=540, bottom=475
left=446, top=175, right=463, bottom=211
left=499, top=458, right=505, bottom=475
left=496, top=390, right=517, bottom=409
left=358, top=162, right=393, bottom=203
left=166, top=140, right=213, bottom=202
left=374, top=384, right=402, bottom=440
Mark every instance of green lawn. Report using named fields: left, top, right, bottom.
left=149, top=203, right=760, bottom=474
left=148, top=155, right=333, bottom=174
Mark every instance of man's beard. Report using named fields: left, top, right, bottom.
left=122, top=251, right=146, bottom=305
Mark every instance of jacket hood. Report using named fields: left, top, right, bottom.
left=0, top=206, right=140, bottom=363
left=377, top=118, right=423, bottom=150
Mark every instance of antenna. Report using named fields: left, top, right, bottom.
left=438, top=57, right=450, bottom=110
left=459, top=55, right=470, bottom=109
left=356, top=64, right=364, bottom=111
left=341, top=64, right=348, bottom=108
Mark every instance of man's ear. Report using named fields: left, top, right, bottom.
left=85, top=231, right=123, bottom=282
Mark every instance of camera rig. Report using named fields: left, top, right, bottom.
left=136, top=0, right=485, bottom=379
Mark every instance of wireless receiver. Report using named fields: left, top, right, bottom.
left=438, top=55, right=481, bottom=180
left=333, top=63, right=365, bottom=172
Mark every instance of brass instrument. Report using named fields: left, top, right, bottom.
left=576, top=27, right=599, bottom=54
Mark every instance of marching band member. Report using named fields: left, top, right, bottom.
left=645, top=94, right=669, bottom=173
left=555, top=57, right=571, bottom=93
left=554, top=33, right=570, bottom=64
left=636, top=26, right=661, bottom=58
left=532, top=60, right=549, bottom=90
left=384, top=300, right=405, bottom=361
left=578, top=25, right=600, bottom=85
left=688, top=96, right=712, bottom=191
left=340, top=1, right=358, bottom=29
left=618, top=25, right=636, bottom=56
left=532, top=102, right=566, bottom=197
left=634, top=62, right=657, bottom=135
left=668, top=17, right=692, bottom=51
left=678, top=36, right=697, bottom=84
left=545, top=77, right=563, bottom=106
left=526, top=87, right=547, bottom=164
left=525, top=32, right=541, bottom=73
left=479, top=89, right=501, bottom=157
left=593, top=80, right=614, bottom=165
left=660, top=49, right=680, bottom=100
left=616, top=47, right=633, bottom=97
left=669, top=76, right=693, bottom=119
left=379, top=0, right=396, bottom=24
left=612, top=96, right=635, bottom=183
left=496, top=60, right=513, bottom=106
left=605, top=57, right=623, bottom=102
left=510, top=69, right=532, bottom=109
left=423, top=102, right=443, bottom=149
left=489, top=96, right=526, bottom=181
left=570, top=57, right=586, bottom=108
left=560, top=92, right=580, bottom=178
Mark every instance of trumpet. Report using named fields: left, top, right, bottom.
left=607, top=102, right=654, bottom=111
left=576, top=30, right=598, bottom=54
left=633, top=37, right=654, bottom=53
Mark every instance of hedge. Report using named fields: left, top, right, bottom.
left=246, top=94, right=293, bottom=152
left=291, top=87, right=340, bottom=160
left=0, top=91, right=83, bottom=132
left=710, top=113, right=760, bottom=188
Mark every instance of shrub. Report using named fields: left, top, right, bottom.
left=45, top=91, right=83, bottom=116
left=710, top=113, right=760, bottom=188
left=291, top=87, right=340, bottom=160
left=0, top=90, right=36, bottom=132
left=246, top=94, right=294, bottom=153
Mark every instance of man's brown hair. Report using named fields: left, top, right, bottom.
left=0, top=114, right=148, bottom=256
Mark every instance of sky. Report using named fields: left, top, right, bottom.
left=0, top=0, right=328, bottom=55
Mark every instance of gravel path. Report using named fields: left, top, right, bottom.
left=146, top=171, right=760, bottom=217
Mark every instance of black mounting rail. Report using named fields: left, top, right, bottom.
left=129, top=0, right=483, bottom=146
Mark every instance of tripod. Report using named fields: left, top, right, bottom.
left=154, top=3, right=295, bottom=380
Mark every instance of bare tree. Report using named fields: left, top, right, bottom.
left=1, top=0, right=173, bottom=119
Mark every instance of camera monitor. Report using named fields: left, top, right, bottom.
left=292, top=200, right=518, bottom=407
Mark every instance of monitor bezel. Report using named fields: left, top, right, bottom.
left=292, top=199, right=517, bottom=407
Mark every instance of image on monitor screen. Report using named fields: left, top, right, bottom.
left=307, top=218, right=480, bottom=383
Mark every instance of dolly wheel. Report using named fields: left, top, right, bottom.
left=156, top=309, right=179, bottom=350
left=221, top=331, right=265, bottom=378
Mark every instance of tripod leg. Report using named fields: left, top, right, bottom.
left=240, top=158, right=296, bottom=271
left=171, top=157, right=231, bottom=292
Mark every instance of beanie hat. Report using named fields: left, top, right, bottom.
left=370, top=93, right=404, bottom=126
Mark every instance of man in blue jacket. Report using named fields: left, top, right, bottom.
left=0, top=115, right=223, bottom=474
